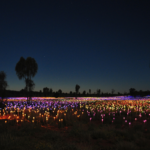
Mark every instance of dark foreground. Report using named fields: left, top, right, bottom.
left=0, top=120, right=150, bottom=150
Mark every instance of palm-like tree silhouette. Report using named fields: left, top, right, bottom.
left=15, top=57, right=38, bottom=102
left=0, top=71, right=8, bottom=101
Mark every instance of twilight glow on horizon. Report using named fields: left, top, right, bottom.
left=0, top=1, right=150, bottom=93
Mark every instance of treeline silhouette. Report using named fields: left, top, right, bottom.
left=0, top=56, right=150, bottom=102
left=1, top=88, right=150, bottom=98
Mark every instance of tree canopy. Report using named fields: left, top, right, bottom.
left=15, top=57, right=38, bottom=80
left=15, top=57, right=38, bottom=101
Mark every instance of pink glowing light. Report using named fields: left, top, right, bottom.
left=125, top=120, right=127, bottom=123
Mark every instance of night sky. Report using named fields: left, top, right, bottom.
left=0, top=0, right=150, bottom=94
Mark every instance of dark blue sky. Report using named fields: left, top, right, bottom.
left=0, top=0, right=150, bottom=94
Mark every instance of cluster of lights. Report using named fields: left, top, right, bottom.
left=0, top=96, right=150, bottom=129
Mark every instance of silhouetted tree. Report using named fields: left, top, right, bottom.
left=15, top=57, right=38, bottom=103
left=43, top=87, right=49, bottom=93
left=82, top=90, right=86, bottom=95
left=118, top=92, right=121, bottom=95
left=97, top=89, right=101, bottom=96
left=111, top=89, right=115, bottom=95
left=129, top=88, right=136, bottom=96
left=139, top=90, right=144, bottom=97
left=89, top=89, right=91, bottom=94
left=43, top=87, right=49, bottom=96
left=49, top=88, right=53, bottom=94
left=75, top=84, right=80, bottom=99
left=54, top=92, right=59, bottom=98
left=0, top=71, right=8, bottom=101
left=58, top=89, right=62, bottom=94
left=25, top=78, right=35, bottom=98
